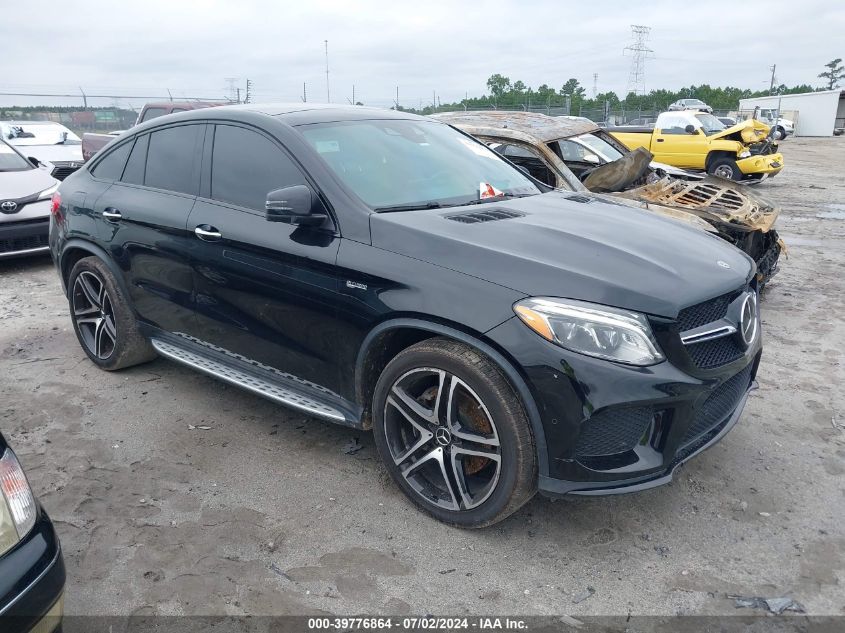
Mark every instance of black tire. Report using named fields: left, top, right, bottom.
left=708, top=157, right=743, bottom=181
left=773, top=126, right=786, bottom=140
left=372, top=337, right=537, bottom=528
left=68, top=257, right=156, bottom=371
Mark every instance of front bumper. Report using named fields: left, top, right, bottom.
left=0, top=215, right=51, bottom=260
left=0, top=507, right=65, bottom=633
left=485, top=314, right=762, bottom=495
left=737, top=152, right=784, bottom=176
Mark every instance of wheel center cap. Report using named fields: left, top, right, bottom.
left=434, top=427, right=452, bottom=446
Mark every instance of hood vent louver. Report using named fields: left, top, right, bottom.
left=446, top=208, right=525, bottom=224
left=565, top=194, right=594, bottom=204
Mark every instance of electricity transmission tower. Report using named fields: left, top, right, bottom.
left=623, top=25, right=653, bottom=96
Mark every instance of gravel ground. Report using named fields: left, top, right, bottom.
left=2, top=137, right=844, bottom=618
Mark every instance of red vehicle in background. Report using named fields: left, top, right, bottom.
left=81, top=101, right=227, bottom=161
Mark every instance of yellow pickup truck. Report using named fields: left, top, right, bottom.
left=609, top=111, right=784, bottom=181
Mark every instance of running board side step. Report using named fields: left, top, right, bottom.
left=150, top=338, right=355, bottom=425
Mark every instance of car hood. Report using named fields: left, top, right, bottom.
left=614, top=175, right=780, bottom=232
left=0, top=167, right=57, bottom=199
left=11, top=143, right=83, bottom=163
left=710, top=119, right=770, bottom=144
left=370, top=192, right=753, bottom=318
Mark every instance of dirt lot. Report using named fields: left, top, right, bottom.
left=2, top=137, right=844, bottom=618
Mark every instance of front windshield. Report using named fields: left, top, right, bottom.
left=695, top=113, right=726, bottom=135
left=0, top=140, right=31, bottom=171
left=299, top=119, right=541, bottom=210
left=571, top=133, right=624, bottom=162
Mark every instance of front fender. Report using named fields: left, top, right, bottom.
left=354, top=318, right=550, bottom=478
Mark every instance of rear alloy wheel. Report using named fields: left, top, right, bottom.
left=72, top=271, right=117, bottom=360
left=709, top=157, right=742, bottom=181
left=372, top=338, right=536, bottom=527
left=68, top=257, right=156, bottom=371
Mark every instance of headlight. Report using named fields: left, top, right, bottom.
left=738, top=150, right=751, bottom=158
left=513, top=298, right=665, bottom=366
left=36, top=183, right=59, bottom=200
left=0, top=448, right=37, bottom=555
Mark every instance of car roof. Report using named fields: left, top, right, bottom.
left=129, top=102, right=429, bottom=131
left=430, top=110, right=600, bottom=143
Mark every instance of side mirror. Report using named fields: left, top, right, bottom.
left=265, top=185, right=327, bottom=227
left=583, top=154, right=601, bottom=164
left=27, top=156, right=41, bottom=167
left=684, top=125, right=697, bottom=135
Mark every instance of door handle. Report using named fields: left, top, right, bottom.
left=656, top=138, right=664, bottom=142
left=102, top=208, right=122, bottom=221
left=194, top=226, right=222, bottom=241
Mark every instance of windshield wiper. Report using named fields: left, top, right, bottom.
left=374, top=202, right=444, bottom=213
left=462, top=193, right=532, bottom=206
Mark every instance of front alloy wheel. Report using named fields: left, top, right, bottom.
left=372, top=338, right=537, bottom=528
left=72, top=271, right=117, bottom=360
left=384, top=368, right=501, bottom=511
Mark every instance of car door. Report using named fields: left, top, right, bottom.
left=91, top=123, right=203, bottom=333
left=186, top=123, right=345, bottom=393
left=650, top=115, right=708, bottom=168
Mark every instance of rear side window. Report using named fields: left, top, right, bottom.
left=210, top=125, right=305, bottom=212
left=140, top=107, right=167, bottom=123
left=144, top=126, right=200, bottom=195
left=121, top=135, right=149, bottom=185
left=91, top=141, right=132, bottom=180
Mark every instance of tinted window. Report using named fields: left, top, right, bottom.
left=145, top=126, right=200, bottom=195
left=121, top=135, right=149, bottom=185
left=91, top=141, right=132, bottom=180
left=211, top=125, right=305, bottom=212
left=140, top=107, right=168, bottom=122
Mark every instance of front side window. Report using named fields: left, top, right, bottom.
left=299, top=119, right=541, bottom=210
left=144, top=126, right=200, bottom=194
left=210, top=125, right=306, bottom=212
left=91, top=141, right=132, bottom=180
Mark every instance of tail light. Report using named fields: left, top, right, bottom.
left=50, top=191, right=62, bottom=217
left=0, top=448, right=37, bottom=543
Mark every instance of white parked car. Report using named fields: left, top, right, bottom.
left=0, top=138, right=59, bottom=259
left=1, top=121, right=84, bottom=180
left=668, top=98, right=713, bottom=113
left=753, top=108, right=794, bottom=140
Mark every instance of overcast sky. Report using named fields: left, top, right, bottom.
left=3, top=0, right=844, bottom=110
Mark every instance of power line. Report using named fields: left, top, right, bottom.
left=324, top=40, right=330, bottom=103
left=623, top=25, right=653, bottom=96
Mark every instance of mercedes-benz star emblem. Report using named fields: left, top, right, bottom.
left=739, top=293, right=757, bottom=347
left=0, top=200, right=18, bottom=214
left=434, top=427, right=452, bottom=447
left=717, top=260, right=731, bottom=269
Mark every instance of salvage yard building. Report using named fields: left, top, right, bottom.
left=739, top=88, right=845, bottom=136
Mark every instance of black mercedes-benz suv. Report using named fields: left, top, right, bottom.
left=49, top=104, right=762, bottom=527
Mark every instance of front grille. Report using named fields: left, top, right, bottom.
left=51, top=164, right=80, bottom=181
left=677, top=289, right=741, bottom=332
left=686, top=336, right=745, bottom=369
left=681, top=363, right=753, bottom=446
left=575, top=406, right=653, bottom=457
left=0, top=231, right=49, bottom=254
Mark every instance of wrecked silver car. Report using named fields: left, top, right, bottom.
left=432, top=111, right=782, bottom=285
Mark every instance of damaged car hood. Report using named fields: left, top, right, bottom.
left=370, top=192, right=752, bottom=318
left=710, top=119, right=771, bottom=144
left=614, top=175, right=780, bottom=232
